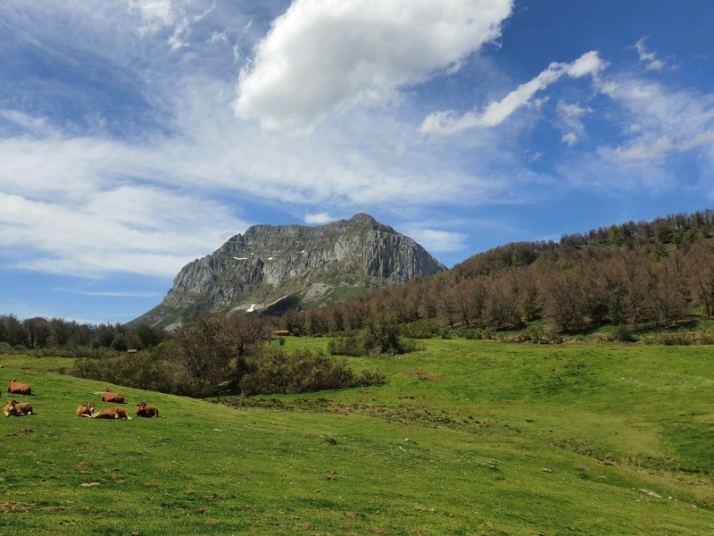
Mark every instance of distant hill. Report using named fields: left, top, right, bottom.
left=274, top=209, right=714, bottom=338
left=128, top=214, right=446, bottom=329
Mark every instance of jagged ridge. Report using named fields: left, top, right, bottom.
left=129, top=214, right=446, bottom=328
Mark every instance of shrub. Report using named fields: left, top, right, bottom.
left=71, top=349, right=195, bottom=395
left=327, top=334, right=365, bottom=356
left=239, top=347, right=383, bottom=396
left=362, top=311, right=403, bottom=354
left=655, top=332, right=692, bottom=346
left=610, top=324, right=636, bottom=343
left=327, top=331, right=423, bottom=357
left=399, top=319, right=440, bottom=339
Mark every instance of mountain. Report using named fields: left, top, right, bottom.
left=129, top=214, right=446, bottom=329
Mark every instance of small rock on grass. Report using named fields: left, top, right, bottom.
left=639, top=489, right=662, bottom=499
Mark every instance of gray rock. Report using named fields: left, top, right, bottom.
left=129, top=214, right=445, bottom=328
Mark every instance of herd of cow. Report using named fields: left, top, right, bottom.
left=4, top=378, right=159, bottom=420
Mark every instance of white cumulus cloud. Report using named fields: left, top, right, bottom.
left=420, top=51, right=606, bottom=135
left=233, top=0, right=514, bottom=134
left=305, top=212, right=335, bottom=224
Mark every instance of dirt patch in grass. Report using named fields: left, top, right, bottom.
left=0, top=502, right=35, bottom=513
left=402, top=369, right=443, bottom=381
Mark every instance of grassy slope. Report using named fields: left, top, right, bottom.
left=1, top=341, right=713, bottom=535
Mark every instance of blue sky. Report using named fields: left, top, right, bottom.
left=1, top=0, right=713, bottom=323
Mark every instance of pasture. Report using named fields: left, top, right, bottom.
left=1, top=339, right=714, bottom=535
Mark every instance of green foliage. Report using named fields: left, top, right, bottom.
left=609, top=323, right=636, bottom=342
left=326, top=333, right=365, bottom=356
left=239, top=346, right=383, bottom=396
left=327, top=312, right=424, bottom=357
left=643, top=328, right=714, bottom=346
left=649, top=242, right=669, bottom=261
left=362, top=310, right=403, bottom=355
left=0, top=314, right=167, bottom=350
left=71, top=348, right=193, bottom=395
left=399, top=318, right=441, bottom=339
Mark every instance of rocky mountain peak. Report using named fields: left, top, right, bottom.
left=129, top=214, right=446, bottom=329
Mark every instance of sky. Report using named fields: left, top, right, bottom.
left=1, top=0, right=713, bottom=323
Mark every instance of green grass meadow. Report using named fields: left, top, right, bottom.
left=2, top=339, right=714, bottom=535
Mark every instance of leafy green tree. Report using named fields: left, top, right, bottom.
left=362, top=309, right=403, bottom=355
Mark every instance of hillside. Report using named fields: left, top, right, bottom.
left=281, top=210, right=714, bottom=337
left=2, top=340, right=714, bottom=534
left=129, top=214, right=446, bottom=329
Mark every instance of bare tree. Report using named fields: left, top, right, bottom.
left=541, top=270, right=586, bottom=332
left=486, top=281, right=520, bottom=330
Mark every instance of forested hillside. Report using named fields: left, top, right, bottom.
left=281, top=210, right=714, bottom=336
left=0, top=316, right=168, bottom=355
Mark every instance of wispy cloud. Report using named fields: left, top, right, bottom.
left=54, top=289, right=163, bottom=298
left=557, top=101, right=591, bottom=145
left=633, top=38, right=667, bottom=72
left=207, top=29, right=228, bottom=46
left=602, top=77, right=714, bottom=162
left=401, top=227, right=469, bottom=253
left=420, top=51, right=606, bottom=135
left=128, top=0, right=175, bottom=35
left=558, top=72, right=714, bottom=194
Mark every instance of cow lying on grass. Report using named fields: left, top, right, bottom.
left=76, top=401, right=95, bottom=418
left=136, top=401, right=159, bottom=418
left=8, top=379, right=32, bottom=395
left=101, top=388, right=125, bottom=403
left=93, top=407, right=132, bottom=420
left=4, top=399, right=33, bottom=417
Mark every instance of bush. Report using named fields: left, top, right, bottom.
left=239, top=347, right=383, bottom=396
left=327, top=334, right=365, bottom=356
left=71, top=349, right=195, bottom=396
left=327, top=332, right=424, bottom=357
left=399, top=319, right=441, bottom=339
left=654, top=332, right=692, bottom=346
left=610, top=324, right=636, bottom=343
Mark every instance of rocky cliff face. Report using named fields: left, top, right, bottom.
left=130, top=214, right=446, bottom=328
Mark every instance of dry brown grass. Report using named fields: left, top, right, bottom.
left=402, top=368, right=443, bottom=381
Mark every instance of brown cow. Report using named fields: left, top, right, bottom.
left=8, top=379, right=32, bottom=395
left=136, top=401, right=159, bottom=418
left=93, top=407, right=132, bottom=420
left=101, top=388, right=125, bottom=403
left=4, top=399, right=33, bottom=417
left=76, top=401, right=95, bottom=418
